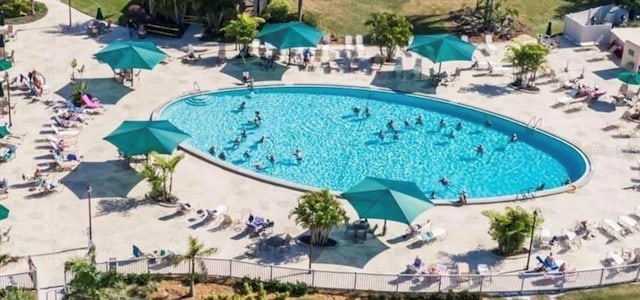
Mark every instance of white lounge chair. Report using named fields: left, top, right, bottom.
left=539, top=228, right=553, bottom=249
left=50, top=125, right=79, bottom=137
left=607, top=250, right=625, bottom=266
left=344, top=35, right=354, bottom=52
left=417, top=227, right=446, bottom=244
left=635, top=206, right=640, bottom=219
left=487, top=61, right=510, bottom=75
left=412, top=58, right=422, bottom=79
left=461, top=35, right=469, bottom=43
left=618, top=216, right=639, bottom=233
left=355, top=34, right=365, bottom=57
left=485, top=35, right=497, bottom=53
left=602, top=219, right=625, bottom=239
left=562, top=228, right=581, bottom=249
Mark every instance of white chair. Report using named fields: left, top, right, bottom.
left=539, top=228, right=553, bottom=249
left=412, top=58, right=422, bottom=79
left=602, top=219, right=625, bottom=239
left=461, top=35, right=469, bottom=43
left=249, top=39, right=260, bottom=55
left=607, top=250, right=625, bottom=266
left=487, top=61, right=510, bottom=75
left=320, top=44, right=330, bottom=63
left=50, top=124, right=79, bottom=137
left=344, top=35, right=354, bottom=52
left=418, top=227, right=447, bottom=244
left=485, top=35, right=497, bottom=53
left=634, top=206, right=640, bottom=219
left=355, top=34, right=366, bottom=57
left=618, top=216, right=639, bottom=233
left=562, top=228, right=581, bottom=249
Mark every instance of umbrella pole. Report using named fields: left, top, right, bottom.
left=438, top=62, right=442, bottom=76
left=4, top=72, right=11, bottom=126
left=382, top=219, right=387, bottom=236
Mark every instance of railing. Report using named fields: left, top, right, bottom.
left=0, top=270, right=37, bottom=290
left=67, top=257, right=640, bottom=296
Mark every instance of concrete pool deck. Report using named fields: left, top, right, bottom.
left=3, top=0, right=640, bottom=290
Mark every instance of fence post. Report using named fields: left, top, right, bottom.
left=598, top=268, right=605, bottom=286
left=147, top=259, right=150, bottom=274
left=396, top=274, right=400, bottom=292
left=229, top=259, right=233, bottom=277
left=353, top=272, right=358, bottom=290
left=519, top=274, right=525, bottom=295
left=438, top=276, right=442, bottom=292
left=311, top=270, right=315, bottom=287
left=270, top=265, right=273, bottom=280
left=636, top=264, right=640, bottom=282
left=479, top=276, right=483, bottom=293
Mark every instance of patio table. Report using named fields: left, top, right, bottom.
left=352, top=220, right=370, bottom=243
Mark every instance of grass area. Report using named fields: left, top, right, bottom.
left=62, top=0, right=129, bottom=25
left=288, top=0, right=613, bottom=37
left=555, top=284, right=640, bottom=300
left=67, top=0, right=612, bottom=38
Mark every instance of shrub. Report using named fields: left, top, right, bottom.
left=262, top=0, right=290, bottom=23
left=301, top=11, right=320, bottom=28
left=0, top=0, right=31, bottom=18
left=482, top=206, right=543, bottom=256
left=70, top=80, right=88, bottom=106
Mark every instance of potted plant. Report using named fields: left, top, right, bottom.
left=70, top=80, right=88, bottom=106
left=138, top=151, right=184, bottom=203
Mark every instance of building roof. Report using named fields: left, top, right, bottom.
left=611, top=27, right=640, bottom=46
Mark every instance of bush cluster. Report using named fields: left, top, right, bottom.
left=233, top=276, right=310, bottom=297
left=368, top=290, right=481, bottom=300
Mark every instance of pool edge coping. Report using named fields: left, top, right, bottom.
left=151, top=83, right=593, bottom=205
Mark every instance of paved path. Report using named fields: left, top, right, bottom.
left=1, top=0, right=640, bottom=292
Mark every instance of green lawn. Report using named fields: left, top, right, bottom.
left=67, top=0, right=611, bottom=37
left=555, top=284, right=640, bottom=300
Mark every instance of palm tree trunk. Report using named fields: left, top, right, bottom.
left=190, top=258, right=195, bottom=297
left=149, top=0, right=156, bottom=17
left=30, top=0, right=35, bottom=15
left=173, top=0, right=180, bottom=25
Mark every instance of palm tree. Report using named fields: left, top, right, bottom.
left=173, top=236, right=218, bottom=298
left=0, top=252, right=19, bottom=268
left=289, top=189, right=345, bottom=245
left=222, top=13, right=265, bottom=63
left=149, top=152, right=184, bottom=200
left=364, top=12, right=413, bottom=63
left=64, top=257, right=101, bottom=299
left=503, top=42, right=549, bottom=87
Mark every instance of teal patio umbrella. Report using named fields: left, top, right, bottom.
left=342, top=177, right=434, bottom=235
left=257, top=22, right=323, bottom=50
left=0, top=204, right=9, bottom=221
left=95, top=41, right=167, bottom=70
left=618, top=71, right=640, bottom=85
left=103, top=120, right=190, bottom=157
left=407, top=34, right=477, bottom=73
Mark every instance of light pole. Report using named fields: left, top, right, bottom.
left=68, top=0, right=72, bottom=27
left=87, top=185, right=93, bottom=243
left=525, top=209, right=539, bottom=270
left=4, top=72, right=11, bottom=126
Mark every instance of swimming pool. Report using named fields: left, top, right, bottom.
left=159, top=85, right=590, bottom=202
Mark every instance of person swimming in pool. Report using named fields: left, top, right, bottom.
left=364, top=107, right=371, bottom=118
left=430, top=191, right=437, bottom=199
left=353, top=106, right=361, bottom=115
left=456, top=122, right=463, bottom=131
left=243, top=150, right=251, bottom=159
left=485, top=120, right=493, bottom=127
left=259, top=135, right=266, bottom=143
left=404, top=119, right=411, bottom=127
left=254, top=163, right=265, bottom=170
left=378, top=130, right=385, bottom=141
left=239, top=102, right=246, bottom=110
left=510, top=133, right=518, bottom=142
left=218, top=152, right=227, bottom=160
left=439, top=118, right=446, bottom=128
left=240, top=130, right=247, bottom=140
left=440, top=177, right=450, bottom=186
left=255, top=111, right=262, bottom=121
left=209, top=146, right=216, bottom=155
left=254, top=117, right=261, bottom=127
left=294, top=149, right=303, bottom=162
left=476, top=144, right=485, bottom=154
left=449, top=131, right=456, bottom=139
left=416, top=114, right=424, bottom=126
left=387, top=120, right=396, bottom=131
left=233, top=137, right=241, bottom=148
left=393, top=131, right=399, bottom=140
left=267, top=154, right=276, bottom=164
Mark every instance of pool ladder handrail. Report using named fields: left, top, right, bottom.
left=527, top=116, right=542, bottom=130
left=193, top=81, right=201, bottom=93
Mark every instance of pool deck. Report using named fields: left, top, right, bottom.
left=4, top=0, right=640, bottom=289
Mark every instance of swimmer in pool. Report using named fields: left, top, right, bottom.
left=430, top=191, right=437, bottom=199
left=353, top=106, right=361, bottom=115
left=243, top=150, right=251, bottom=159
left=378, top=130, right=385, bottom=141
left=404, top=119, right=411, bottom=127
left=254, top=118, right=261, bottom=127
left=218, top=152, right=227, bottom=160
left=476, top=144, right=485, bottom=154
left=239, top=102, right=246, bottom=110
left=233, top=137, right=241, bottom=148
left=511, top=133, right=518, bottom=142
left=440, top=177, right=449, bottom=186
left=240, top=130, right=247, bottom=139
left=449, top=131, right=456, bottom=138
left=259, top=136, right=266, bottom=143
left=294, top=149, right=303, bottom=162
left=209, top=146, right=216, bottom=155
left=364, top=107, right=371, bottom=118
left=416, top=115, right=424, bottom=126
left=439, top=118, right=446, bottom=128
left=267, top=154, right=276, bottom=164
left=485, top=120, right=493, bottom=127
left=387, top=120, right=395, bottom=131
left=456, top=122, right=463, bottom=131
left=254, top=163, right=265, bottom=170
left=393, top=131, right=399, bottom=140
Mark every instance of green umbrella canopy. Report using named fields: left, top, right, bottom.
left=257, top=22, right=323, bottom=50
left=341, top=177, right=434, bottom=225
left=0, top=204, right=9, bottom=221
left=618, top=71, right=640, bottom=85
left=0, top=59, right=12, bottom=71
left=95, top=41, right=168, bottom=70
left=103, top=120, right=190, bottom=157
left=0, top=125, right=8, bottom=138
left=407, top=34, right=477, bottom=63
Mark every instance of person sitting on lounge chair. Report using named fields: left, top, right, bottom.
left=403, top=220, right=430, bottom=239
left=40, top=180, right=59, bottom=193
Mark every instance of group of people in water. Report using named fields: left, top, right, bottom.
left=208, top=101, right=305, bottom=170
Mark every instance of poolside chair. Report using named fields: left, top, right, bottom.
left=562, top=228, right=582, bottom=249
left=634, top=206, right=640, bottom=219
left=0, top=226, right=11, bottom=242
left=50, top=125, right=79, bottom=137
left=606, top=250, right=625, bottom=267
left=461, top=35, right=469, bottom=43
left=417, top=227, right=447, bottom=244
left=487, top=61, right=510, bottom=75
left=485, top=34, right=497, bottom=54
left=176, top=202, right=192, bottom=215
left=394, top=59, right=403, bottom=79
left=539, top=228, right=553, bottom=249
left=411, top=58, right=423, bottom=80
left=0, top=145, right=16, bottom=162
left=618, top=216, right=639, bottom=234
left=535, top=255, right=559, bottom=271
left=602, top=218, right=625, bottom=239
left=355, top=34, right=365, bottom=57
left=344, top=35, right=354, bottom=52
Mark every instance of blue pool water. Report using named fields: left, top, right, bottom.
left=161, top=85, right=588, bottom=201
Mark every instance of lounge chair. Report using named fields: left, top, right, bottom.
left=53, top=116, right=81, bottom=129
left=50, top=124, right=79, bottom=137
left=562, top=228, right=582, bottom=249
left=0, top=145, right=16, bottom=162
left=0, top=226, right=11, bottom=242
left=394, top=61, right=403, bottom=79
left=355, top=34, right=365, bottom=57
left=81, top=94, right=104, bottom=109
left=417, top=227, right=447, bottom=244
left=132, top=245, right=152, bottom=258
left=52, top=152, right=80, bottom=172
left=487, top=61, right=510, bottom=75
left=39, top=180, right=60, bottom=193
left=344, top=35, right=354, bottom=52
left=602, top=218, right=625, bottom=239
left=485, top=34, right=497, bottom=53
left=617, top=216, right=638, bottom=234
left=412, top=58, right=422, bottom=80
left=634, top=206, right=640, bottom=219
left=535, top=255, right=559, bottom=271
left=606, top=250, right=625, bottom=266
left=176, top=202, right=192, bottom=214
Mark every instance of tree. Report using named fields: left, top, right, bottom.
left=482, top=207, right=543, bottom=256
left=222, top=13, right=265, bottom=62
left=1, top=288, right=36, bottom=300
left=193, top=0, right=244, bottom=35
left=365, top=12, right=413, bottom=63
left=262, top=0, right=291, bottom=23
left=503, top=42, right=550, bottom=87
left=138, top=152, right=184, bottom=203
left=172, top=236, right=218, bottom=298
left=289, top=189, right=346, bottom=245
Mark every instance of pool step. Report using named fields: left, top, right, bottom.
left=185, top=95, right=214, bottom=106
